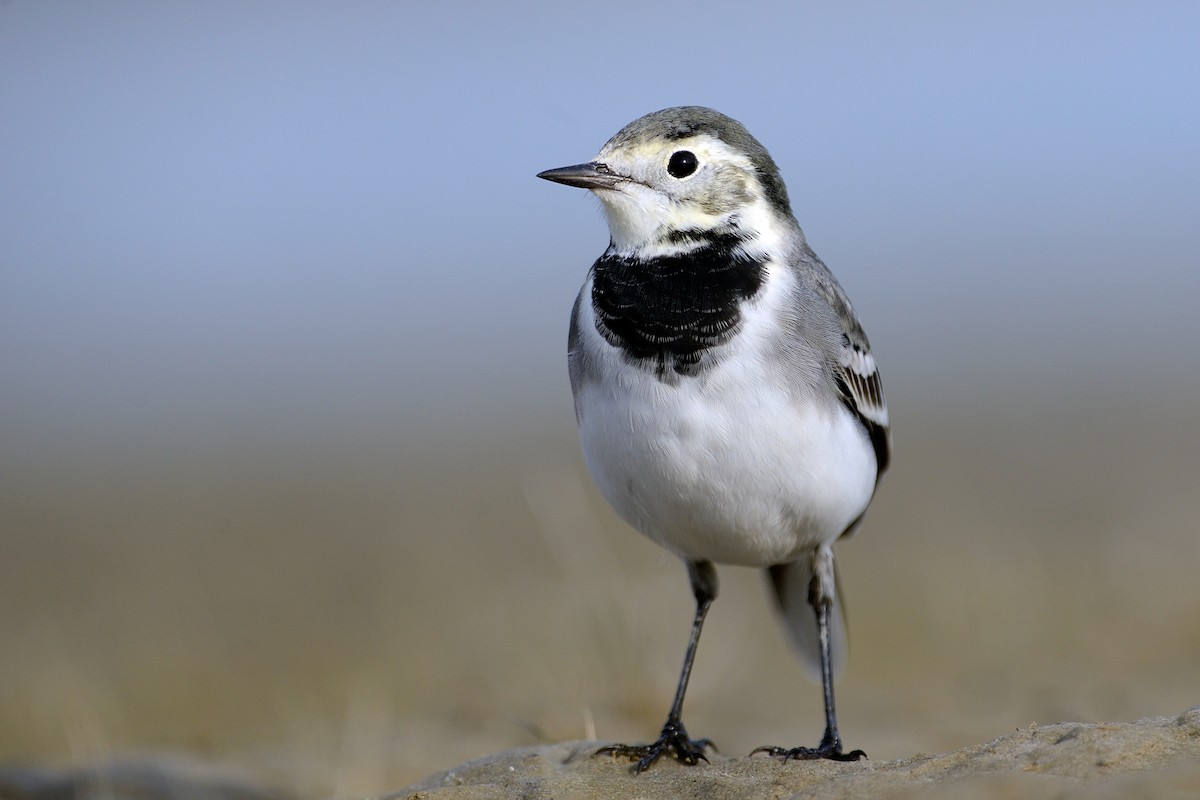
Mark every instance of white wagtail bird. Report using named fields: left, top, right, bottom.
left=538, top=107, right=890, bottom=773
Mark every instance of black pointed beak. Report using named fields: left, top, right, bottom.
left=536, top=162, right=624, bottom=190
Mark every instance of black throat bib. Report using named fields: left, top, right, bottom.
left=591, top=232, right=767, bottom=378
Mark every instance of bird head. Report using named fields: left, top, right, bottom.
left=538, top=106, right=797, bottom=256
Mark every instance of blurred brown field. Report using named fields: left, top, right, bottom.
left=2, top=375, right=1198, bottom=797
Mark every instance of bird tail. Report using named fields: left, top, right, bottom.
left=765, top=557, right=848, bottom=682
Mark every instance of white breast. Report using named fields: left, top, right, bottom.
left=572, top=265, right=877, bottom=567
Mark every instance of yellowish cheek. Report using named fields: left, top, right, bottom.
left=668, top=203, right=723, bottom=232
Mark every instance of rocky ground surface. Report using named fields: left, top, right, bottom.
left=6, top=709, right=1197, bottom=800
left=393, top=708, right=1200, bottom=800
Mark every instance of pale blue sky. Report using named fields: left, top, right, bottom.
left=3, top=2, right=1198, bottom=463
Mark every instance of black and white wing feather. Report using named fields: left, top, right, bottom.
left=835, top=334, right=890, bottom=479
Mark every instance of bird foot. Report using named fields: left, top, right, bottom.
left=596, top=719, right=716, bottom=773
left=751, top=740, right=866, bottom=762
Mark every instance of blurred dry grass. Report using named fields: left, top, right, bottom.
left=2, top=377, right=1198, bottom=797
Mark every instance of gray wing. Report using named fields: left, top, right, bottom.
left=796, top=246, right=891, bottom=479
left=566, top=278, right=595, bottom=424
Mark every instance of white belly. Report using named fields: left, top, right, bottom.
left=575, top=360, right=876, bottom=566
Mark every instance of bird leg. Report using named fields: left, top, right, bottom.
left=752, top=549, right=866, bottom=762
left=597, top=560, right=719, bottom=773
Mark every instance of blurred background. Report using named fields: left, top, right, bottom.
left=2, top=1, right=1198, bottom=796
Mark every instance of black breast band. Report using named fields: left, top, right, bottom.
left=591, top=232, right=766, bottom=377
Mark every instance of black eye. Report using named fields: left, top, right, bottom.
left=667, top=150, right=698, bottom=178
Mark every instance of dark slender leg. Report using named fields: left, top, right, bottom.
left=752, top=556, right=866, bottom=762
left=597, top=560, right=719, bottom=773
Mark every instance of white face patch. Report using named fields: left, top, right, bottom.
left=593, top=182, right=673, bottom=252
left=588, top=134, right=771, bottom=254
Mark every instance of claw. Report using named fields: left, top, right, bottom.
left=596, top=720, right=716, bottom=773
left=750, top=743, right=866, bottom=762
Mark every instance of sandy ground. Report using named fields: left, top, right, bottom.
left=393, top=711, right=1200, bottom=799
left=4, top=710, right=1198, bottom=800
left=2, top=379, right=1198, bottom=797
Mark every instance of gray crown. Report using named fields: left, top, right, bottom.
left=603, top=106, right=793, bottom=215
